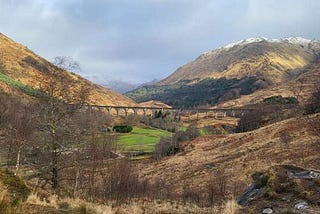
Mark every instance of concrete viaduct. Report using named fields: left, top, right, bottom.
left=85, top=105, right=252, bottom=119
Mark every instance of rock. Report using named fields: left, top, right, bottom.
left=204, top=163, right=214, bottom=169
left=262, top=207, right=273, bottom=213
left=288, top=169, right=320, bottom=179
left=237, top=183, right=264, bottom=206
left=294, top=201, right=309, bottom=210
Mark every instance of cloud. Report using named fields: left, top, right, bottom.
left=0, top=0, right=319, bottom=85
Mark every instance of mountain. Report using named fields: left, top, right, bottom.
left=126, top=37, right=320, bottom=107
left=0, top=33, right=136, bottom=106
left=102, top=80, right=139, bottom=94
left=158, top=37, right=320, bottom=85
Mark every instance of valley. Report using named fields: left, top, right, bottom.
left=0, top=32, right=320, bottom=214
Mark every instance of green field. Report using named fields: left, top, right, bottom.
left=116, top=127, right=172, bottom=154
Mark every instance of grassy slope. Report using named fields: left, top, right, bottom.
left=0, top=71, right=39, bottom=97
left=139, top=114, right=320, bottom=193
left=117, top=127, right=171, bottom=153
left=158, top=41, right=318, bottom=85
left=217, top=61, right=320, bottom=108
left=0, top=32, right=136, bottom=106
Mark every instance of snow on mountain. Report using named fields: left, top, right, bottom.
left=221, top=37, right=315, bottom=51
left=280, top=37, right=312, bottom=45
left=202, top=37, right=317, bottom=57
left=223, top=37, right=268, bottom=50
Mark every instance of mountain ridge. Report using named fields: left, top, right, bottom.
left=0, top=32, right=137, bottom=106
left=157, top=36, right=320, bottom=86
left=127, top=36, right=320, bottom=107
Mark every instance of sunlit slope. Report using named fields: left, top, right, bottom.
left=217, top=61, right=320, bottom=108
left=127, top=38, right=320, bottom=107
left=158, top=39, right=320, bottom=85
left=0, top=32, right=137, bottom=106
left=139, top=114, right=320, bottom=193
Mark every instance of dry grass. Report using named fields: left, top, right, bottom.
left=0, top=32, right=136, bottom=106
left=217, top=62, right=320, bottom=108
left=221, top=200, right=240, bottom=214
left=139, top=114, right=320, bottom=195
left=138, top=100, right=172, bottom=108
left=23, top=194, right=241, bottom=214
left=158, top=40, right=316, bottom=86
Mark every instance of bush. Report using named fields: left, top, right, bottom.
left=236, top=109, right=263, bottom=132
left=154, top=137, right=180, bottom=160
left=113, top=125, right=133, bottom=133
left=0, top=169, right=30, bottom=206
left=185, top=124, right=199, bottom=140
left=263, top=96, right=298, bottom=104
left=305, top=87, right=320, bottom=114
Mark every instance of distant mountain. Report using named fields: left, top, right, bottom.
left=0, top=32, right=137, bottom=106
left=103, top=80, right=138, bottom=94
left=126, top=37, right=320, bottom=107
left=138, top=79, right=160, bottom=87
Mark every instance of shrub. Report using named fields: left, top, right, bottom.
left=154, top=136, right=180, bottom=160
left=0, top=169, right=30, bottom=206
left=113, top=125, right=133, bottom=133
left=263, top=96, right=298, bottom=104
left=305, top=87, right=320, bottom=114
left=185, top=124, right=199, bottom=140
left=236, top=109, right=263, bottom=132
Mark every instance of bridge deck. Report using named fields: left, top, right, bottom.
left=88, top=105, right=253, bottom=112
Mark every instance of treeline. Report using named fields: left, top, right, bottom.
left=236, top=87, right=320, bottom=133
left=126, top=76, right=268, bottom=108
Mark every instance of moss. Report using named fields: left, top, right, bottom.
left=0, top=168, right=31, bottom=206
left=251, top=171, right=270, bottom=189
left=262, top=96, right=298, bottom=104
left=0, top=71, right=40, bottom=97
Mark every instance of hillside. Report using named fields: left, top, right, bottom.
left=139, top=114, right=320, bottom=194
left=126, top=37, right=320, bottom=107
left=138, top=100, right=172, bottom=108
left=158, top=37, right=320, bottom=85
left=0, top=32, right=136, bottom=106
left=217, top=61, right=320, bottom=108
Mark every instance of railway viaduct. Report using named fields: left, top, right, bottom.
left=85, top=105, right=252, bottom=119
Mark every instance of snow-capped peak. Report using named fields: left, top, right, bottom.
left=221, top=36, right=314, bottom=51
left=223, top=37, right=268, bottom=50
left=279, top=37, right=312, bottom=45
left=200, top=36, right=317, bottom=58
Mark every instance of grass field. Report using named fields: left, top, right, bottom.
left=116, top=127, right=172, bottom=154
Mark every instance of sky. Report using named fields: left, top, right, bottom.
left=0, top=0, right=320, bottom=85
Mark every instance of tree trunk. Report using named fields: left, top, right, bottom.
left=14, top=144, right=21, bottom=176
left=73, top=168, right=79, bottom=197
left=52, top=149, right=58, bottom=193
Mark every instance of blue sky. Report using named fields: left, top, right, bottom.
left=0, top=0, right=320, bottom=85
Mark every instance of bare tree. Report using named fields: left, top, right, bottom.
left=52, top=56, right=81, bottom=73
left=279, top=131, right=292, bottom=150
left=205, top=168, right=229, bottom=206
left=305, top=87, right=320, bottom=114
left=34, top=70, right=89, bottom=193
left=236, top=109, right=263, bottom=132
left=0, top=93, right=35, bottom=174
left=6, top=104, right=34, bottom=175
